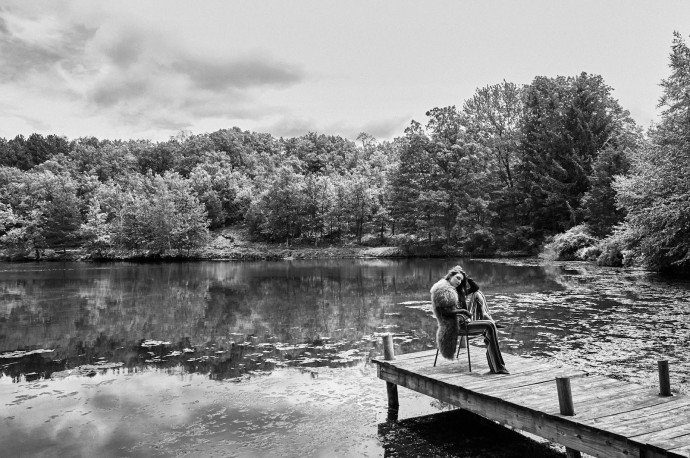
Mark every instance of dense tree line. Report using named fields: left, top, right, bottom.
left=0, top=33, right=688, bottom=271
left=598, top=32, right=690, bottom=270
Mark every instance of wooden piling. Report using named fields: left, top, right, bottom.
left=556, top=377, right=575, bottom=416
left=658, top=360, right=672, bottom=396
left=383, top=334, right=395, bottom=361
left=386, top=381, right=399, bottom=420
left=556, top=377, right=581, bottom=458
left=382, top=334, right=399, bottom=419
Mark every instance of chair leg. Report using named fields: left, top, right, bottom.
left=459, top=322, right=472, bottom=372
left=434, top=348, right=439, bottom=367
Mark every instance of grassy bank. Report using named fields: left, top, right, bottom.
left=0, top=228, right=532, bottom=262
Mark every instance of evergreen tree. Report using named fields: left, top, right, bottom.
left=519, top=73, right=637, bottom=237
left=581, top=147, right=631, bottom=237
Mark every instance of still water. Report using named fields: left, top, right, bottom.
left=1, top=259, right=689, bottom=457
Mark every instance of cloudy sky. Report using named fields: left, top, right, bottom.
left=0, top=1, right=688, bottom=143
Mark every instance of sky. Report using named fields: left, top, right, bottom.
left=0, top=1, right=688, bottom=143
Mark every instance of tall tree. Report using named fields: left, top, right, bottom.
left=462, top=81, right=525, bottom=247
left=301, top=174, right=335, bottom=244
left=245, top=166, right=305, bottom=244
left=519, top=73, right=637, bottom=236
left=610, top=32, right=690, bottom=270
left=580, top=147, right=631, bottom=237
left=188, top=159, right=244, bottom=229
left=463, top=81, right=523, bottom=191
left=0, top=169, right=82, bottom=257
left=80, top=197, right=112, bottom=256
left=389, top=111, right=487, bottom=246
left=40, top=174, right=82, bottom=250
left=388, top=121, right=436, bottom=239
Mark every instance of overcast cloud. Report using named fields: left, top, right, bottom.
left=0, top=1, right=689, bottom=142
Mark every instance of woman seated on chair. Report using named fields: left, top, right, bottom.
left=430, top=265, right=509, bottom=374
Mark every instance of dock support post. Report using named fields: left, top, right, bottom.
left=556, top=377, right=581, bottom=458
left=556, top=377, right=575, bottom=416
left=382, top=334, right=399, bottom=421
left=658, top=360, right=672, bottom=396
left=386, top=382, right=399, bottom=421
left=383, top=333, right=395, bottom=361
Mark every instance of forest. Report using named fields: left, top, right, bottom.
left=0, top=33, right=688, bottom=272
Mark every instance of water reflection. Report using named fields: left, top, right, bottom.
left=1, top=259, right=689, bottom=388
left=1, top=260, right=561, bottom=383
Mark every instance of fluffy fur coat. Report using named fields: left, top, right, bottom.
left=430, top=278, right=460, bottom=359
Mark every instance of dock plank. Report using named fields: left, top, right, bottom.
left=672, top=443, right=690, bottom=456
left=633, top=427, right=690, bottom=450
left=390, top=349, right=438, bottom=362
left=448, top=369, right=582, bottom=394
left=495, top=375, right=625, bottom=409
left=591, top=397, right=690, bottom=429
left=401, top=345, right=572, bottom=377
left=405, top=349, right=559, bottom=379
left=605, top=407, right=690, bottom=437
left=573, top=387, right=671, bottom=420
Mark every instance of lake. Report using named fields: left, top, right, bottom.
left=1, top=259, right=689, bottom=457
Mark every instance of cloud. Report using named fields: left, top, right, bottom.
left=357, top=116, right=410, bottom=140
left=172, top=55, right=305, bottom=91
left=98, top=27, right=146, bottom=69
left=262, top=117, right=318, bottom=138
left=0, top=9, right=96, bottom=82
left=89, top=78, right=150, bottom=108
left=0, top=4, right=307, bottom=137
left=82, top=35, right=306, bottom=131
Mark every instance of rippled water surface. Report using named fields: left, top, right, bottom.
left=1, top=259, right=689, bottom=457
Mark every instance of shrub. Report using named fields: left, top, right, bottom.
left=596, top=242, right=624, bottom=267
left=360, top=233, right=383, bottom=247
left=578, top=245, right=602, bottom=261
left=541, top=224, right=598, bottom=261
left=596, top=224, right=641, bottom=267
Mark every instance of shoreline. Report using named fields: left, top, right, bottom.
left=0, top=242, right=532, bottom=263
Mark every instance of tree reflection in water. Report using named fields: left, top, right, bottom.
left=1, top=259, right=689, bottom=390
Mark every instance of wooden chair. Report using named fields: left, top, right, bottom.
left=433, top=291, right=489, bottom=371
left=433, top=316, right=484, bottom=371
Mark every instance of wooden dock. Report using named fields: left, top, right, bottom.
left=373, top=343, right=690, bottom=458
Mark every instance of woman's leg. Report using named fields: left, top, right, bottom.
left=465, top=320, right=508, bottom=373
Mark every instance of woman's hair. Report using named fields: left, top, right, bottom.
left=444, top=265, right=465, bottom=282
